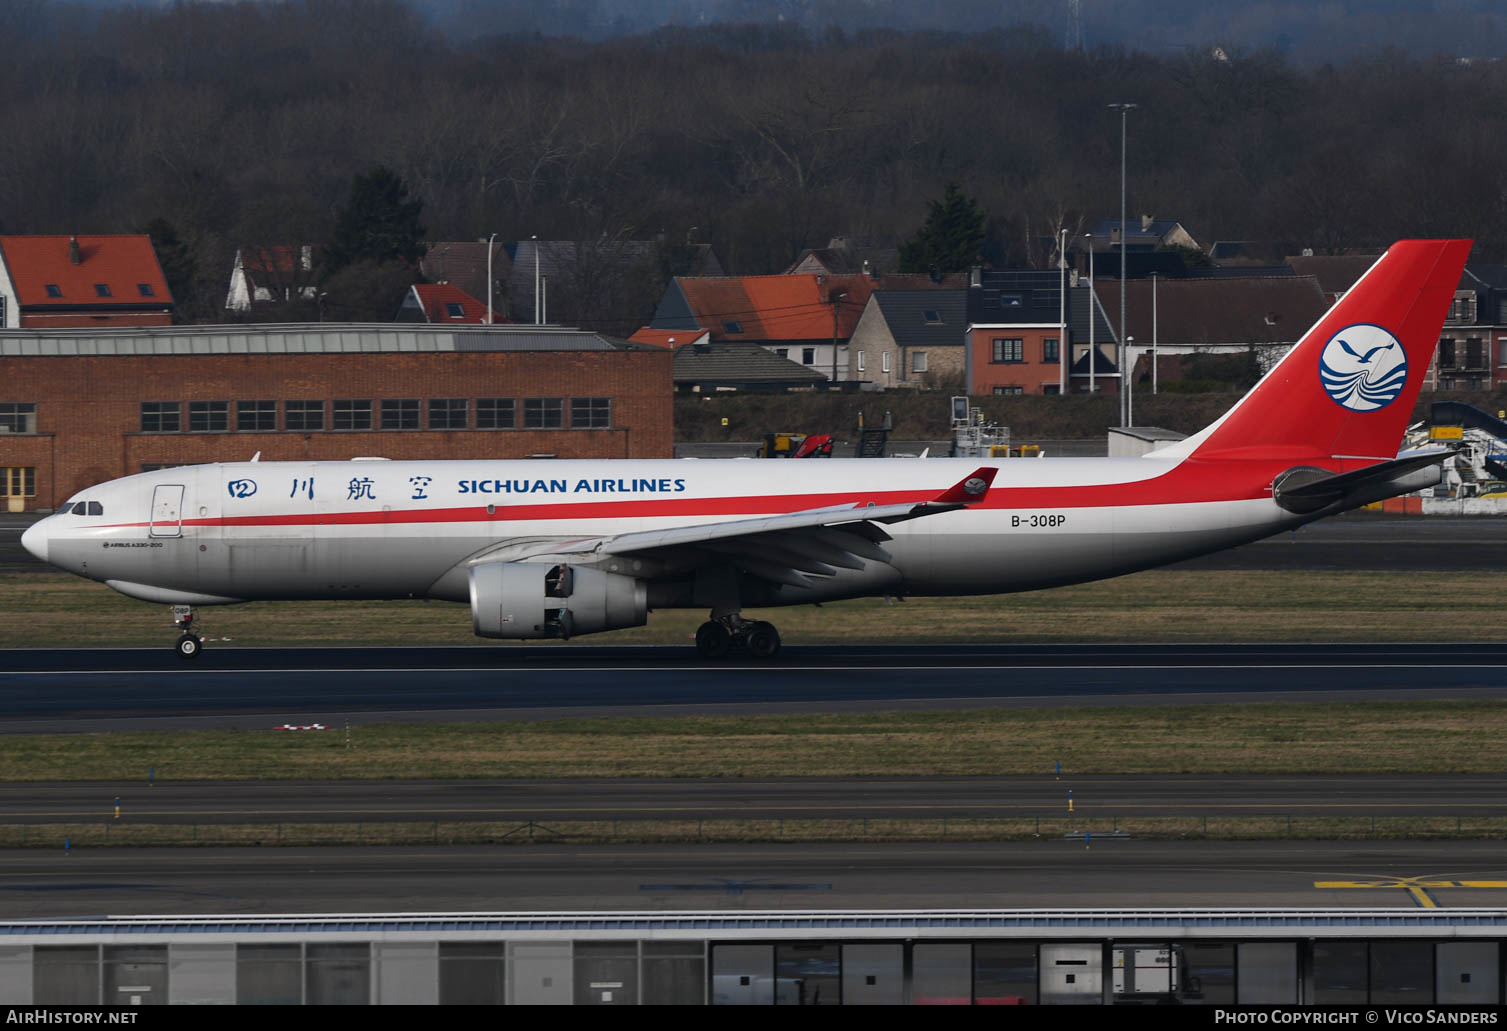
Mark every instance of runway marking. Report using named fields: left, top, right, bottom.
left=5, top=663, right=1507, bottom=676
left=1313, top=874, right=1507, bottom=908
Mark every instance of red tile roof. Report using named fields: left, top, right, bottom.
left=629, top=328, right=708, bottom=348
left=410, top=283, right=492, bottom=323
left=0, top=235, right=172, bottom=308
left=675, top=274, right=876, bottom=342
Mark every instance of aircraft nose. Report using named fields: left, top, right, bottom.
left=20, top=521, right=47, bottom=564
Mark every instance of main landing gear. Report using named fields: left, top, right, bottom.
left=695, top=613, right=782, bottom=660
left=172, top=605, right=203, bottom=660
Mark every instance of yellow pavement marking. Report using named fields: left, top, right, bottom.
left=1314, top=873, right=1507, bottom=909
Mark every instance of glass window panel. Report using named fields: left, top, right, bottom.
left=438, top=943, right=503, bottom=1006
left=429, top=398, right=467, bottom=429
left=103, top=945, right=167, bottom=1006
left=570, top=397, right=610, bottom=429
left=306, top=943, right=368, bottom=1005
left=1179, top=943, right=1236, bottom=1005
left=140, top=402, right=180, bottom=432
left=477, top=398, right=515, bottom=429
left=523, top=398, right=563, bottom=429
left=1371, top=942, right=1432, bottom=1005
left=975, top=942, right=1037, bottom=1005
left=643, top=945, right=705, bottom=1006
left=33, top=946, right=98, bottom=1005
left=380, top=399, right=420, bottom=430
left=284, top=401, right=324, bottom=431
left=1312, top=942, right=1368, bottom=1005
left=913, top=943, right=971, bottom=1006
left=237, top=400, right=277, bottom=431
left=333, top=399, right=372, bottom=431
left=774, top=943, right=839, bottom=1005
left=237, top=944, right=302, bottom=1005
left=573, top=941, right=637, bottom=1006
left=0, top=403, right=37, bottom=433
left=188, top=401, right=229, bottom=432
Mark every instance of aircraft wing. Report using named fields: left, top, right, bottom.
left=553, top=466, right=997, bottom=589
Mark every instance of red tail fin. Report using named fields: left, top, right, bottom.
left=1162, top=240, right=1471, bottom=462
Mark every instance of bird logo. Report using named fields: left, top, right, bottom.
left=1318, top=324, right=1408, bottom=411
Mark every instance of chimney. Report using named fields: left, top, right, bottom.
left=968, top=266, right=982, bottom=289
left=68, top=236, right=80, bottom=265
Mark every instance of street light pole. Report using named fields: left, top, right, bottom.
left=532, top=234, right=540, bottom=325
left=1108, top=102, right=1137, bottom=426
left=486, top=232, right=498, bottom=325
left=1084, top=233, right=1096, bottom=394
left=1058, top=227, right=1068, bottom=397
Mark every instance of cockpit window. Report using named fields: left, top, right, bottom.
left=66, top=501, right=104, bottom=516
left=87, top=501, right=103, bottom=516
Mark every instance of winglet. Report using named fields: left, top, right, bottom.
left=931, top=466, right=997, bottom=505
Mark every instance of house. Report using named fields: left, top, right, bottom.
left=672, top=341, right=828, bottom=392
left=629, top=328, right=710, bottom=350
left=963, top=269, right=1117, bottom=395
left=652, top=272, right=964, bottom=383
left=846, top=290, right=967, bottom=389
left=1433, top=264, right=1507, bottom=391
left=1284, top=254, right=1381, bottom=304
left=784, top=236, right=901, bottom=277
left=1085, top=216, right=1201, bottom=255
left=1103, top=274, right=1330, bottom=387
left=396, top=283, right=492, bottom=324
left=224, top=245, right=317, bottom=312
left=419, top=240, right=507, bottom=317
left=0, top=235, right=173, bottom=329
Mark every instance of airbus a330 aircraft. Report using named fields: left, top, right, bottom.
left=22, top=239, right=1470, bottom=660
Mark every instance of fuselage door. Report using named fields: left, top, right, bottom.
left=149, top=484, right=185, bottom=538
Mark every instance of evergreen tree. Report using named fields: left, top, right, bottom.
left=898, top=184, right=987, bottom=274
left=322, top=167, right=426, bottom=277
left=142, top=217, right=198, bottom=322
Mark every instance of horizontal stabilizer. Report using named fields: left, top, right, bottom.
left=1273, top=449, right=1453, bottom=513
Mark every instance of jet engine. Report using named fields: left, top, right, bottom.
left=469, top=562, right=647, bottom=639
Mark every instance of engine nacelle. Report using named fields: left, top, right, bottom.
left=469, top=562, right=647, bottom=639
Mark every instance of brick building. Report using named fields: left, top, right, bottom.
left=0, top=324, right=671, bottom=511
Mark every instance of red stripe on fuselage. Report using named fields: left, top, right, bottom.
left=101, top=454, right=1359, bottom=532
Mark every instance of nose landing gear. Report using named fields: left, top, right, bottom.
left=694, top=613, right=782, bottom=660
left=171, top=605, right=203, bottom=660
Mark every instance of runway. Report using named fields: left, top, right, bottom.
left=4, top=774, right=1506, bottom=823
left=4, top=839, right=1507, bottom=917
left=2, top=642, right=1506, bottom=732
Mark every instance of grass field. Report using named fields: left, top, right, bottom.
left=5, top=568, right=1507, bottom=647
left=1, top=701, right=1503, bottom=781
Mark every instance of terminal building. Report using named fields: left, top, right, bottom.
left=0, top=910, right=1501, bottom=1005
left=0, top=324, right=673, bottom=511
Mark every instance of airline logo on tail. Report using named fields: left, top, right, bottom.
left=1318, top=323, right=1408, bottom=411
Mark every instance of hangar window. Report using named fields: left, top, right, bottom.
left=139, top=402, right=180, bottom=433
left=429, top=398, right=467, bottom=429
left=476, top=398, right=515, bottom=429
left=1, top=467, right=35, bottom=497
left=333, top=399, right=372, bottom=431
left=237, top=400, right=277, bottom=431
left=571, top=397, right=611, bottom=429
left=0, top=403, right=37, bottom=433
left=284, top=400, right=324, bottom=431
left=188, top=401, right=229, bottom=432
left=380, top=399, right=420, bottom=430
left=523, top=398, right=564, bottom=429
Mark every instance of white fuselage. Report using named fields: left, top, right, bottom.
left=30, top=455, right=1304, bottom=608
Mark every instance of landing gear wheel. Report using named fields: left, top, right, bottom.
left=745, top=621, right=781, bottom=659
left=174, top=634, right=203, bottom=660
left=695, top=620, right=733, bottom=659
